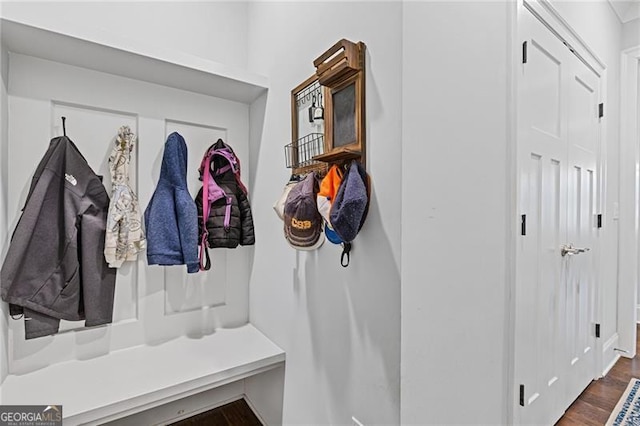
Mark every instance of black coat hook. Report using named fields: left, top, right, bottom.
left=61, top=117, right=66, bottom=137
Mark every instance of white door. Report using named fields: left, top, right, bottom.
left=515, top=9, right=601, bottom=425
left=564, top=43, right=600, bottom=409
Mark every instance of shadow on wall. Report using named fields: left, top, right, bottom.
left=274, top=36, right=401, bottom=424
left=365, top=50, right=384, bottom=123
left=299, top=188, right=401, bottom=422
left=1, top=14, right=9, bottom=383
left=247, top=92, right=268, bottom=281
left=248, top=92, right=268, bottom=199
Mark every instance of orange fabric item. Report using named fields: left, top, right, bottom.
left=318, top=165, right=343, bottom=200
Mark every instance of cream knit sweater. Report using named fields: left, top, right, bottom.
left=104, top=126, right=146, bottom=267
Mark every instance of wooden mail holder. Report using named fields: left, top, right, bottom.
left=313, top=39, right=364, bottom=87
left=313, top=39, right=366, bottom=169
left=286, top=39, right=367, bottom=174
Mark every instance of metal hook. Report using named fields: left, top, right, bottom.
left=61, top=116, right=67, bottom=137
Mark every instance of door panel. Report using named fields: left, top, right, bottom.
left=516, top=11, right=569, bottom=424
left=528, top=40, right=562, bottom=138
left=565, top=51, right=600, bottom=403
left=516, top=9, right=600, bottom=425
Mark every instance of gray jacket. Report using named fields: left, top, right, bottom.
left=1, top=136, right=116, bottom=339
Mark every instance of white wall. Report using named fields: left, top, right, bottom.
left=627, top=18, right=640, bottom=311
left=247, top=2, right=402, bottom=425
left=0, top=4, right=8, bottom=389
left=0, top=1, right=248, bottom=69
left=622, top=18, right=640, bottom=50
left=401, top=2, right=511, bottom=424
left=625, top=20, right=640, bottom=310
left=400, top=2, right=623, bottom=423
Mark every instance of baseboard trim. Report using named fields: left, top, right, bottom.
left=603, top=333, right=621, bottom=376
left=603, top=354, right=621, bottom=377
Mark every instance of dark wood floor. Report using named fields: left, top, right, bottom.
left=169, top=398, right=262, bottom=426
left=556, top=324, right=640, bottom=425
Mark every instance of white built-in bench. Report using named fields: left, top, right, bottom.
left=2, top=324, right=284, bottom=425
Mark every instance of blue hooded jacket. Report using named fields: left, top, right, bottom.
left=144, top=132, right=199, bottom=273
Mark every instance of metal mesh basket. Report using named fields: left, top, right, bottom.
left=284, top=133, right=324, bottom=170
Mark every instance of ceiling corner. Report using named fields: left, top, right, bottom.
left=608, top=0, right=640, bottom=23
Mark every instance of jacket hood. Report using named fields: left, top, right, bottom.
left=109, top=127, right=135, bottom=184
left=160, top=132, right=189, bottom=187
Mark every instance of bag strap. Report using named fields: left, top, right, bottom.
left=210, top=150, right=234, bottom=231
left=341, top=242, right=351, bottom=267
left=199, top=151, right=212, bottom=271
left=232, top=155, right=247, bottom=195
left=213, top=149, right=248, bottom=195
left=198, top=148, right=235, bottom=271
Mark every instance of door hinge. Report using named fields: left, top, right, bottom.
left=521, top=214, right=526, bottom=236
left=522, top=41, right=528, bottom=64
left=597, top=214, right=603, bottom=228
left=596, top=323, right=601, bottom=338
left=519, top=384, right=525, bottom=406
left=599, top=103, right=604, bottom=118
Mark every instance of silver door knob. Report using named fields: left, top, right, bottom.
left=561, top=244, right=591, bottom=257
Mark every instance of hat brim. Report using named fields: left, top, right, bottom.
left=285, top=224, right=325, bottom=250
left=324, top=222, right=343, bottom=244
left=274, top=182, right=297, bottom=221
left=317, top=196, right=332, bottom=224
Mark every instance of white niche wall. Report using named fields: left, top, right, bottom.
left=0, top=20, right=284, bottom=425
left=5, top=52, right=252, bottom=374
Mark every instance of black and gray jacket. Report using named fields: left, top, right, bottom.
left=1, top=136, right=116, bottom=339
left=195, top=140, right=255, bottom=250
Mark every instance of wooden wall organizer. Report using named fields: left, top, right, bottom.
left=313, top=39, right=366, bottom=170
left=286, top=39, right=366, bottom=175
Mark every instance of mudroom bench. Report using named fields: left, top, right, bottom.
left=2, top=324, right=285, bottom=425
